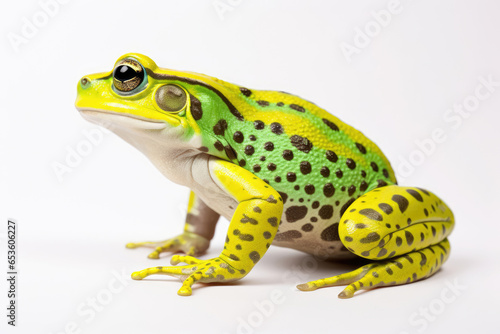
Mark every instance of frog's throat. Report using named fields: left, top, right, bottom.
left=77, top=108, right=196, bottom=160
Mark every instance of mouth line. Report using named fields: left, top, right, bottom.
left=77, top=107, right=172, bottom=130
left=77, top=107, right=167, bottom=124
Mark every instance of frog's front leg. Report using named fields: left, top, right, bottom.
left=131, top=158, right=283, bottom=296
left=126, top=191, right=220, bottom=258
left=298, top=186, right=454, bottom=298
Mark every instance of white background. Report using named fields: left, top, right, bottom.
left=2, top=0, right=500, bottom=333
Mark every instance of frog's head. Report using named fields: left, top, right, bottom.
left=75, top=53, right=242, bottom=157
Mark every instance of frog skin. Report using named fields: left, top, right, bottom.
left=75, top=53, right=454, bottom=298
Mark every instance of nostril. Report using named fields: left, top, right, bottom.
left=80, top=77, right=90, bottom=86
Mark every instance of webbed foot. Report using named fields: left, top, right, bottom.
left=131, top=254, right=245, bottom=296
left=297, top=240, right=450, bottom=298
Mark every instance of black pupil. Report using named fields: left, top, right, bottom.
left=114, top=65, right=140, bottom=82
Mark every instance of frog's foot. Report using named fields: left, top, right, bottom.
left=126, top=232, right=210, bottom=259
left=297, top=239, right=450, bottom=298
left=131, top=254, right=245, bottom=296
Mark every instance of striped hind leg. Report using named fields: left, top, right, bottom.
left=297, top=186, right=454, bottom=298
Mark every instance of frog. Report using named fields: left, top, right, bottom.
left=75, top=53, right=454, bottom=298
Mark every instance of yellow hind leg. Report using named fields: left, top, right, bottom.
left=297, top=186, right=454, bottom=298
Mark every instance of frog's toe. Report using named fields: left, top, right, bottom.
left=126, top=241, right=176, bottom=259
left=126, top=239, right=178, bottom=259
left=125, top=241, right=163, bottom=249
left=338, top=288, right=355, bottom=299
left=297, top=263, right=387, bottom=298
left=296, top=282, right=318, bottom=291
left=131, top=265, right=191, bottom=281
left=177, top=285, right=193, bottom=296
left=147, top=243, right=176, bottom=259
left=147, top=253, right=160, bottom=259
left=299, top=261, right=410, bottom=298
left=177, top=274, right=199, bottom=296
left=297, top=264, right=371, bottom=293
left=131, top=271, right=146, bottom=280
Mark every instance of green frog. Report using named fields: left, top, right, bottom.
left=75, top=53, right=454, bottom=298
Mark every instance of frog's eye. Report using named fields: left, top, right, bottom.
left=113, top=59, right=145, bottom=93
left=155, top=84, right=187, bottom=112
